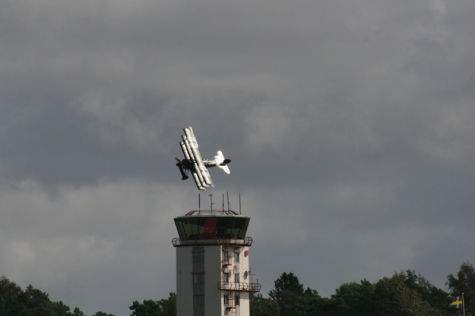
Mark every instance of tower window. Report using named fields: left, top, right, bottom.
left=234, top=273, right=240, bottom=283
left=235, top=294, right=240, bottom=306
left=234, top=252, right=239, bottom=263
left=193, top=251, right=204, bottom=263
left=193, top=295, right=204, bottom=306
left=193, top=273, right=204, bottom=285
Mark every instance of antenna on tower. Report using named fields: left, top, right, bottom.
left=227, top=191, right=230, bottom=211
left=239, top=192, right=241, bottom=215
left=209, top=194, right=214, bottom=214
left=198, top=194, right=201, bottom=211
left=222, top=193, right=224, bottom=210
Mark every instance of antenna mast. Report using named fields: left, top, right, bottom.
left=239, top=192, right=241, bottom=215
left=209, top=194, right=214, bottom=214
left=227, top=191, right=230, bottom=211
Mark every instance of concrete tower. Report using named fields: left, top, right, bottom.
left=172, top=203, right=260, bottom=316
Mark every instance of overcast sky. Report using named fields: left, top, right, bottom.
left=1, top=0, right=475, bottom=315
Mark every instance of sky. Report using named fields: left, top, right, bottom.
left=1, top=0, right=475, bottom=315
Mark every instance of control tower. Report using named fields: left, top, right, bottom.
left=172, top=199, right=261, bottom=316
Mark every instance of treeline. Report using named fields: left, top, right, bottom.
left=2, top=261, right=474, bottom=316
left=0, top=274, right=176, bottom=316
left=251, top=261, right=475, bottom=316
left=129, top=294, right=176, bottom=316
left=0, top=275, right=113, bottom=316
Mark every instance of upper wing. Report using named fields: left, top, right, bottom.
left=180, top=135, right=206, bottom=190
left=181, top=127, right=214, bottom=190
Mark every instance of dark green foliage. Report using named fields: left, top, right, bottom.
left=372, top=273, right=444, bottom=316
left=269, top=272, right=305, bottom=300
left=250, top=293, right=280, bottom=316
left=306, top=296, right=340, bottom=316
left=268, top=272, right=305, bottom=316
left=323, top=272, right=448, bottom=316
left=404, top=269, right=450, bottom=312
left=0, top=275, right=25, bottom=316
left=332, top=280, right=375, bottom=315
left=156, top=293, right=176, bottom=316
left=129, top=300, right=159, bottom=316
left=19, top=284, right=59, bottom=316
left=268, top=272, right=320, bottom=316
left=72, top=307, right=85, bottom=316
left=3, top=262, right=475, bottom=316
left=258, top=269, right=456, bottom=316
left=0, top=275, right=114, bottom=316
left=447, top=261, right=475, bottom=316
left=129, top=292, right=176, bottom=316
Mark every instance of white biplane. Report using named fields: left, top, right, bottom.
left=176, top=127, right=231, bottom=190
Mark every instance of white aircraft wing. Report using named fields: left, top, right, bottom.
left=182, top=127, right=214, bottom=190
left=180, top=140, right=205, bottom=190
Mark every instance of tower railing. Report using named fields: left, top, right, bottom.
left=172, top=236, right=253, bottom=247
left=185, top=209, right=239, bottom=216
left=217, top=281, right=261, bottom=293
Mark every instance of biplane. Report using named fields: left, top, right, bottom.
left=176, top=127, right=231, bottom=190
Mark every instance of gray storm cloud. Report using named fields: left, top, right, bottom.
left=1, top=0, right=474, bottom=315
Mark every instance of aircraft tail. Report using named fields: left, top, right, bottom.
left=214, top=151, right=231, bottom=174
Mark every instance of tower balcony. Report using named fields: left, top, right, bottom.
left=172, top=236, right=253, bottom=247
left=217, top=281, right=261, bottom=293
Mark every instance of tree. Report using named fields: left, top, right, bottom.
left=129, top=293, right=176, bottom=316
left=0, top=275, right=26, bottom=315
left=269, top=272, right=318, bottom=316
left=250, top=293, right=280, bottom=316
left=372, top=273, right=444, bottom=316
left=129, top=300, right=160, bottom=316
left=306, top=296, right=340, bottom=316
left=72, top=307, right=85, bottom=316
left=307, top=271, right=448, bottom=316
left=157, top=293, right=176, bottom=316
left=54, top=300, right=72, bottom=316
left=302, top=288, right=321, bottom=310
left=404, top=270, right=449, bottom=312
left=0, top=275, right=115, bottom=316
left=269, top=272, right=304, bottom=301
left=332, top=280, right=375, bottom=316
left=19, top=284, right=59, bottom=316
left=93, top=312, right=115, bottom=316
left=447, top=261, right=475, bottom=316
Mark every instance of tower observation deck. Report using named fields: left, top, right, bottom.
left=172, top=209, right=260, bottom=316
left=172, top=210, right=252, bottom=247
